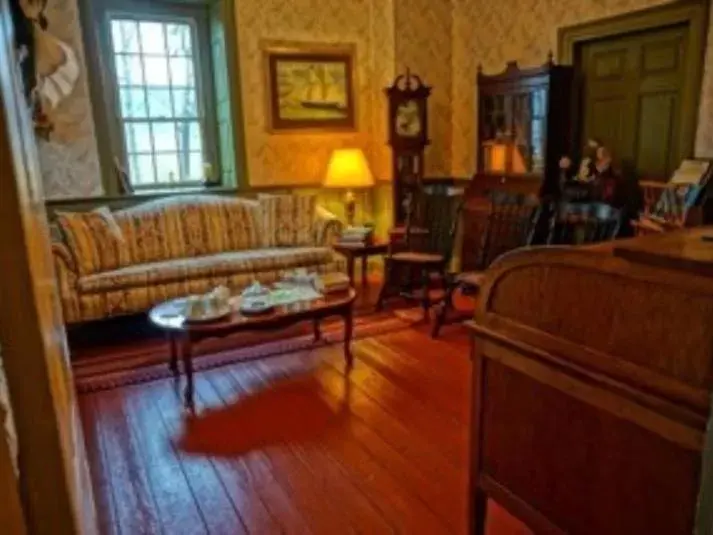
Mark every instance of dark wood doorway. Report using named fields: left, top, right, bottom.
left=577, top=24, right=690, bottom=180
left=559, top=0, right=709, bottom=181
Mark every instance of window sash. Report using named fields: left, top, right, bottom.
left=104, top=9, right=216, bottom=189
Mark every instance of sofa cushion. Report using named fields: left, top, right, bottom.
left=78, top=247, right=335, bottom=294
left=258, top=194, right=317, bottom=247
left=56, top=207, right=129, bottom=275
left=111, top=195, right=262, bottom=265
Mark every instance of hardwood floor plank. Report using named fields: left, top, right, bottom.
left=95, top=389, right=163, bottom=535
left=78, top=394, right=120, bottom=535
left=356, top=336, right=468, bottom=421
left=148, top=381, right=249, bottom=535
left=122, top=385, right=212, bottom=535
left=200, top=370, right=314, bottom=535
left=223, top=361, right=397, bottom=535
left=221, top=370, right=361, bottom=535
left=250, top=352, right=467, bottom=534
left=184, top=374, right=283, bottom=535
left=261, top=348, right=463, bottom=482
left=318, top=346, right=467, bottom=462
left=237, top=351, right=452, bottom=534
left=78, top=324, right=508, bottom=535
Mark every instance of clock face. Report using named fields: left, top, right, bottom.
left=395, top=100, right=422, bottom=137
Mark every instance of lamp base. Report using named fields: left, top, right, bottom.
left=345, top=190, right=356, bottom=227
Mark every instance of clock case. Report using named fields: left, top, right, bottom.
left=386, top=71, right=432, bottom=225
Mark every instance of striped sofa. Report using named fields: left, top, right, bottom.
left=52, top=194, right=343, bottom=324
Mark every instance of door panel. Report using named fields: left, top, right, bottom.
left=635, top=93, right=677, bottom=177
left=579, top=24, right=689, bottom=180
left=587, top=96, right=629, bottom=158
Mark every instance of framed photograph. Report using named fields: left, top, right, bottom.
left=263, top=42, right=356, bottom=133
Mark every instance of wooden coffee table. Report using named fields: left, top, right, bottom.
left=149, top=288, right=357, bottom=410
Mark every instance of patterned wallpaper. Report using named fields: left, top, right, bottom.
left=451, top=0, right=713, bottom=176
left=697, top=0, right=713, bottom=158
left=38, top=0, right=103, bottom=199
left=236, top=0, right=396, bottom=186
left=48, top=0, right=712, bottom=194
left=236, top=0, right=458, bottom=185
left=394, top=0, right=453, bottom=176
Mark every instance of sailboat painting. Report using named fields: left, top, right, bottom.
left=265, top=44, right=356, bottom=132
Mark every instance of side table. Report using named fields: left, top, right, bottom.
left=333, top=241, right=389, bottom=287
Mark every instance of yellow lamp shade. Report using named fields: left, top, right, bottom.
left=323, top=149, right=375, bottom=189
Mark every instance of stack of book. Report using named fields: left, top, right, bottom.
left=318, top=272, right=351, bottom=294
left=338, top=226, right=373, bottom=245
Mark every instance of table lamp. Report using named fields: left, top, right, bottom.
left=323, top=148, right=374, bottom=227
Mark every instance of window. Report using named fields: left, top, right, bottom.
left=81, top=0, right=244, bottom=194
left=109, top=17, right=208, bottom=189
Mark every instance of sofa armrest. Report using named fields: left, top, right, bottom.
left=313, top=206, right=344, bottom=246
left=52, top=243, right=81, bottom=324
left=52, top=242, right=76, bottom=272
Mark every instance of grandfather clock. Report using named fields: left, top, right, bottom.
left=386, top=70, right=431, bottom=225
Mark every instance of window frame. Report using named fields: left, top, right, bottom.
left=85, top=0, right=220, bottom=193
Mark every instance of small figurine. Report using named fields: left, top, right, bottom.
left=559, top=138, right=612, bottom=183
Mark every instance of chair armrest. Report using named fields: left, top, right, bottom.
left=314, top=206, right=343, bottom=246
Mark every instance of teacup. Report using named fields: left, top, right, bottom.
left=203, top=294, right=220, bottom=316
left=185, top=296, right=205, bottom=319
left=212, top=286, right=231, bottom=307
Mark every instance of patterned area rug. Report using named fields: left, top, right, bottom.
left=73, top=310, right=422, bottom=393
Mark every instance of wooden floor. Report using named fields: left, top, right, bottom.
left=78, top=322, right=531, bottom=534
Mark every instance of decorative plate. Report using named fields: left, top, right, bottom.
left=239, top=299, right=275, bottom=316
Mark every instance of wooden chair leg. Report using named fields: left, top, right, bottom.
left=432, top=281, right=457, bottom=338
left=376, top=259, right=394, bottom=311
left=421, top=268, right=431, bottom=322
left=375, top=280, right=389, bottom=311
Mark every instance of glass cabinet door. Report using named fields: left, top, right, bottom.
left=529, top=88, right=547, bottom=174
left=511, top=88, right=547, bottom=174
left=481, top=87, right=548, bottom=176
left=481, top=94, right=510, bottom=173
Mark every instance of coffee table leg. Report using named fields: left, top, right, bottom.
left=182, top=336, right=195, bottom=412
left=313, top=318, right=322, bottom=342
left=344, top=308, right=354, bottom=368
left=168, top=333, right=179, bottom=377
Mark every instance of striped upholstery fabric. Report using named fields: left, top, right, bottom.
left=259, top=194, right=317, bottom=247
left=111, top=195, right=262, bottom=263
left=51, top=195, right=344, bottom=324
left=78, top=247, right=334, bottom=293
left=56, top=209, right=130, bottom=275
left=71, top=260, right=342, bottom=324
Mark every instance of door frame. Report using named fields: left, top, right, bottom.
left=558, top=0, right=709, bottom=165
left=0, top=0, right=97, bottom=532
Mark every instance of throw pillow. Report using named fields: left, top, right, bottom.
left=56, top=207, right=128, bottom=275
left=258, top=194, right=317, bottom=247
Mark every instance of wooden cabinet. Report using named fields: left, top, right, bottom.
left=473, top=56, right=576, bottom=198
left=460, top=57, right=576, bottom=270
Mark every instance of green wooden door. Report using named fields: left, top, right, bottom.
left=579, top=24, right=690, bottom=180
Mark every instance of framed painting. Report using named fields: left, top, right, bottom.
left=263, top=42, right=356, bottom=132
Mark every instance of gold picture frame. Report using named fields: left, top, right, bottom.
left=263, top=41, right=357, bottom=133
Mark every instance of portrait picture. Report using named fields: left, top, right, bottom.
left=264, top=43, right=356, bottom=132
